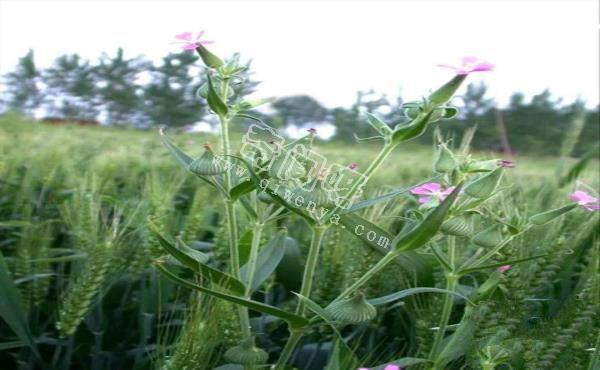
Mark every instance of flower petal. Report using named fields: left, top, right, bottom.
left=384, top=365, right=401, bottom=370
left=411, top=183, right=442, bottom=195
left=418, top=196, right=431, bottom=204
left=471, top=62, right=494, bottom=72
left=175, top=32, right=193, bottom=41
left=181, top=43, right=199, bottom=50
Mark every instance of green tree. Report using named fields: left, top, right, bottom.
left=43, top=54, right=98, bottom=121
left=141, top=52, right=206, bottom=127
left=94, top=48, right=147, bottom=125
left=2, top=50, right=43, bottom=116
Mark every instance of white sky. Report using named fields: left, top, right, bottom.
left=0, top=0, right=598, bottom=108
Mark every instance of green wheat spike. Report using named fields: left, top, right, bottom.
left=56, top=241, right=112, bottom=338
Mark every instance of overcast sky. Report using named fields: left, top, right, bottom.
left=0, top=0, right=598, bottom=108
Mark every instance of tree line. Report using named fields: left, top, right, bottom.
left=1, top=49, right=598, bottom=156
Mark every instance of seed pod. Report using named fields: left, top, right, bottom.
left=224, top=338, right=268, bottom=365
left=441, top=216, right=473, bottom=237
left=472, top=224, right=504, bottom=248
left=268, top=152, right=306, bottom=180
left=325, top=292, right=377, bottom=324
left=187, top=145, right=226, bottom=176
left=434, top=143, right=458, bottom=173
left=464, top=167, right=503, bottom=198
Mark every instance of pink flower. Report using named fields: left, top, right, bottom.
left=348, top=163, right=359, bottom=170
left=570, top=190, right=600, bottom=212
left=410, top=183, right=456, bottom=204
left=357, top=365, right=402, bottom=370
left=437, top=56, right=494, bottom=75
left=498, top=159, right=515, bottom=168
left=497, top=265, right=512, bottom=273
left=173, top=31, right=213, bottom=51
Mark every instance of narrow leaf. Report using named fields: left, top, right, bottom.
left=149, top=220, right=246, bottom=295
left=155, top=263, right=309, bottom=328
left=159, top=128, right=193, bottom=169
left=368, top=287, right=473, bottom=306
left=392, top=183, right=462, bottom=251
left=240, top=231, right=288, bottom=292
left=0, top=251, right=38, bottom=356
left=206, top=74, right=229, bottom=117
left=238, top=230, right=254, bottom=267
left=229, top=180, right=256, bottom=201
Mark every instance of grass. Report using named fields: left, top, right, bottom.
left=0, top=114, right=598, bottom=370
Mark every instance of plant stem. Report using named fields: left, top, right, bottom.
left=327, top=141, right=396, bottom=218
left=244, top=222, right=263, bottom=297
left=333, top=251, right=398, bottom=302
left=429, top=238, right=458, bottom=361
left=216, top=82, right=252, bottom=346
left=274, top=330, right=304, bottom=370
left=296, top=225, right=327, bottom=315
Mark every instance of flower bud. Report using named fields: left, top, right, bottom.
left=441, top=216, right=473, bottom=237
left=195, top=43, right=224, bottom=69
left=325, top=293, right=377, bottom=324
left=464, top=167, right=503, bottom=198
left=471, top=224, right=504, bottom=248
left=434, top=143, right=458, bottom=173
left=529, top=204, right=577, bottom=225
left=429, top=74, right=467, bottom=105
left=224, top=338, right=268, bottom=365
left=187, top=145, right=226, bottom=176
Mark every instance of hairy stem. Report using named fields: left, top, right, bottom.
left=333, top=251, right=398, bottom=302
left=429, top=238, right=458, bottom=361
left=274, top=330, right=304, bottom=370
left=296, top=225, right=328, bottom=315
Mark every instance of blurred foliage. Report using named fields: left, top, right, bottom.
left=1, top=51, right=598, bottom=156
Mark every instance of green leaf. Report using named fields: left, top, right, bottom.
left=441, top=107, right=459, bottom=119
left=149, top=220, right=246, bottom=295
left=0, top=251, right=38, bottom=356
left=227, top=155, right=315, bottom=224
left=159, top=128, right=193, bottom=169
left=341, top=175, right=441, bottom=214
left=206, top=74, right=229, bottom=117
left=155, top=263, right=309, bottom=328
left=391, top=110, right=434, bottom=144
left=529, top=203, right=577, bottom=225
left=434, top=307, right=476, bottom=367
left=459, top=254, right=549, bottom=275
left=365, top=112, right=392, bottom=135
left=368, top=287, right=473, bottom=306
left=392, top=183, right=462, bottom=251
left=338, top=213, right=394, bottom=254
left=240, top=231, right=287, bottom=292
left=238, top=230, right=253, bottom=267
left=229, top=180, right=256, bottom=201
left=337, top=213, right=431, bottom=274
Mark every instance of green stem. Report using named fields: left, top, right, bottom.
left=296, top=225, right=328, bottom=315
left=216, top=82, right=252, bottom=351
left=244, top=222, right=263, bottom=297
left=429, top=238, right=458, bottom=361
left=327, top=141, right=396, bottom=218
left=274, top=330, right=303, bottom=370
left=333, top=251, right=398, bottom=302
